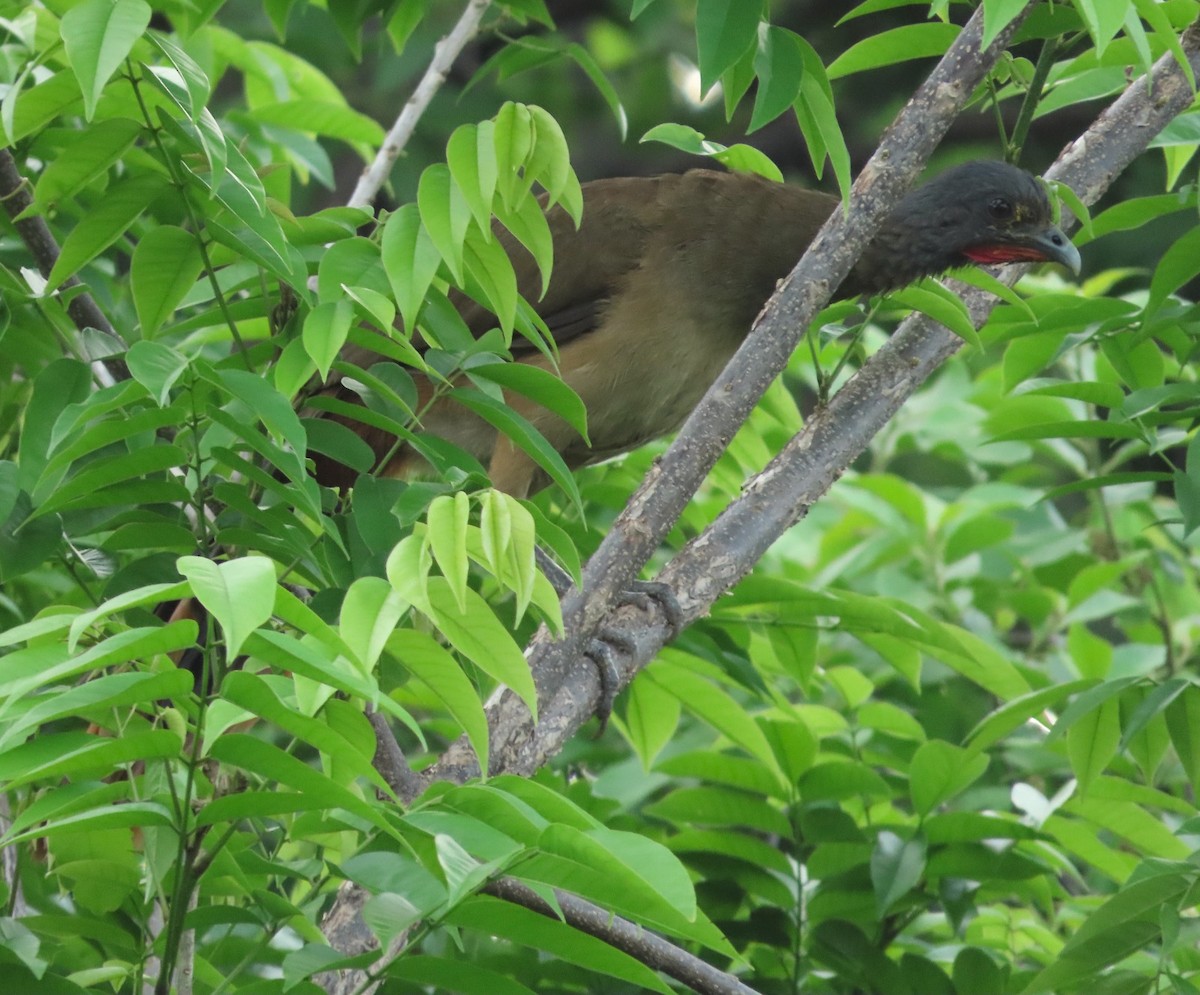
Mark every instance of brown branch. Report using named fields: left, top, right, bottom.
left=366, top=709, right=422, bottom=803
left=0, top=147, right=126, bottom=383
left=484, top=878, right=764, bottom=995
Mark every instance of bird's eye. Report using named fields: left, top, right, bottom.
left=988, top=197, right=1013, bottom=220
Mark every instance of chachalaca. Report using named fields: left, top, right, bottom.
left=169, top=161, right=1080, bottom=719
left=317, top=160, right=1080, bottom=498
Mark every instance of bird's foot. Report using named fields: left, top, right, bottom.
left=616, top=579, right=683, bottom=641
left=581, top=580, right=683, bottom=733
left=582, top=629, right=627, bottom=734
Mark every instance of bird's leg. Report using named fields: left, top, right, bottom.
left=535, top=547, right=684, bottom=731
left=584, top=582, right=683, bottom=731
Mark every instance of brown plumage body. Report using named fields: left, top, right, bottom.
left=322, top=163, right=1079, bottom=498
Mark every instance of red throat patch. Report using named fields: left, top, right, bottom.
left=962, top=245, right=1049, bottom=265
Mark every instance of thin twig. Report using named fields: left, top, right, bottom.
left=347, top=0, right=493, bottom=210
left=484, top=878, right=764, bottom=995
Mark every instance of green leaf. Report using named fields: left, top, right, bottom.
left=447, top=896, right=674, bottom=993
left=750, top=27, right=803, bottom=133
left=251, top=100, right=385, bottom=146
left=61, top=0, right=152, bottom=119
left=47, top=173, right=168, bottom=290
left=427, top=492, right=471, bottom=612
left=982, top=0, right=1035, bottom=47
left=381, top=205, right=441, bottom=334
left=303, top=299, right=355, bottom=381
left=130, top=226, right=205, bottom=337
left=890, top=283, right=980, bottom=348
left=449, top=386, right=582, bottom=511
left=0, top=730, right=183, bottom=793
left=967, top=680, right=1096, bottom=753
left=219, top=672, right=389, bottom=792
left=1067, top=696, right=1121, bottom=794
left=0, top=671, right=191, bottom=751
left=1147, top=225, right=1200, bottom=316
left=207, top=734, right=399, bottom=838
left=126, top=340, right=188, bottom=406
left=909, top=741, right=989, bottom=816
left=695, top=0, right=762, bottom=93
left=422, top=577, right=537, bottom=721
left=467, top=362, right=588, bottom=442
left=388, top=628, right=489, bottom=775
left=385, top=956, right=538, bottom=995
left=418, top=163, right=471, bottom=283
left=1165, top=688, right=1200, bottom=797
left=30, top=117, right=142, bottom=209
left=1073, top=0, right=1131, bottom=55
left=176, top=555, right=276, bottom=658
left=828, top=23, right=961, bottom=80
left=648, top=658, right=787, bottom=787
left=871, top=830, right=926, bottom=916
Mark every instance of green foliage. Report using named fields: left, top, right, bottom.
left=2, top=1, right=1200, bottom=993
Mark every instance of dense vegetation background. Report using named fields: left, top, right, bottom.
left=3, top=1, right=1200, bottom=993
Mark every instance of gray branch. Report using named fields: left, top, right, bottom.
left=426, top=0, right=1037, bottom=782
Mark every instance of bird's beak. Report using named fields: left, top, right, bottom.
left=1021, top=224, right=1082, bottom=276
left=964, top=225, right=1082, bottom=276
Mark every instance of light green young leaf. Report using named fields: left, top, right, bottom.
left=418, top=163, right=471, bottom=282
left=389, top=628, right=489, bottom=775
left=447, top=122, right=499, bottom=234
left=464, top=226, right=518, bottom=332
left=423, top=577, right=537, bottom=721
left=381, top=204, right=443, bottom=333
left=340, top=576, right=409, bottom=673
left=494, top=101, right=535, bottom=208
left=427, top=492, right=472, bottom=613
left=176, top=555, right=275, bottom=658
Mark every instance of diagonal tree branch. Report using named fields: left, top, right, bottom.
left=424, top=0, right=1037, bottom=782
left=475, top=18, right=1200, bottom=777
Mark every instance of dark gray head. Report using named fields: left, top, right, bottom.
left=858, top=161, right=1081, bottom=294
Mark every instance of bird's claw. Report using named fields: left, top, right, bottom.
left=581, top=581, right=683, bottom=733
left=617, top=579, right=683, bottom=640
left=583, top=627, right=631, bottom=734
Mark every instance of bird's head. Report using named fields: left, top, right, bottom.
left=868, top=160, right=1081, bottom=292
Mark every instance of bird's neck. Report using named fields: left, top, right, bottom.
left=852, top=196, right=956, bottom=297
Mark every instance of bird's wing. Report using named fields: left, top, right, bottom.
left=455, top=174, right=668, bottom=353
